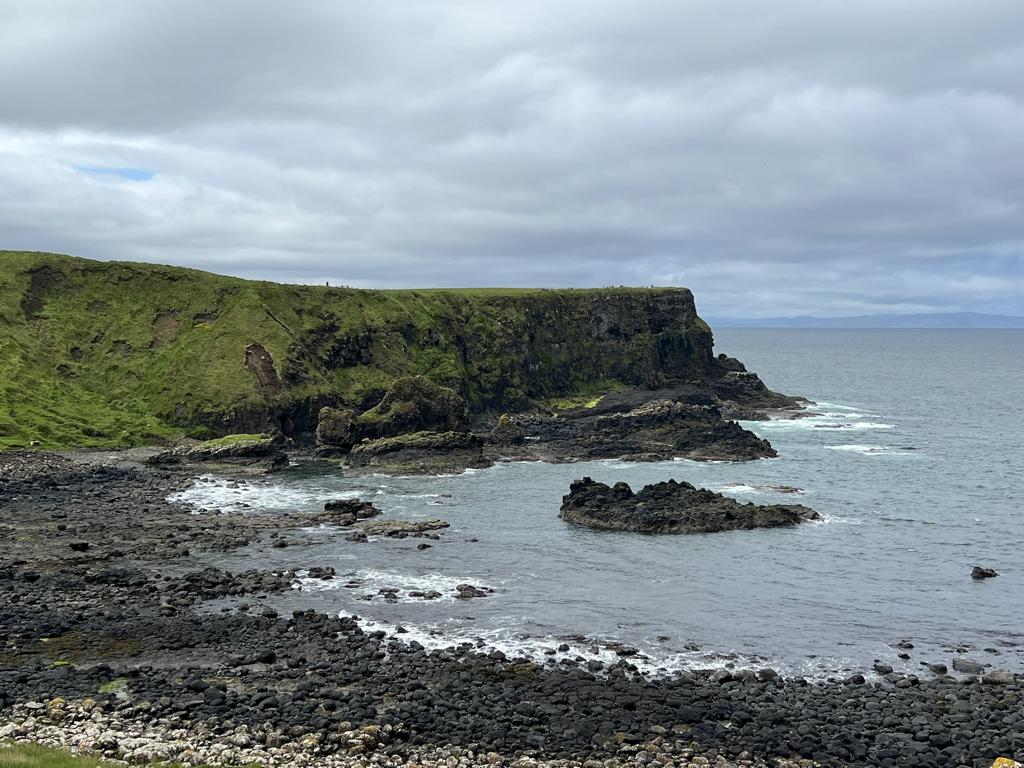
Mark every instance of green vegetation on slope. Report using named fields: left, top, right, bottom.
left=0, top=251, right=714, bottom=450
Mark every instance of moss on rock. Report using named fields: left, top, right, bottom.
left=354, top=376, right=468, bottom=437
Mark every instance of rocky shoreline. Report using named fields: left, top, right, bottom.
left=305, top=376, right=793, bottom=476
left=2, top=451, right=1022, bottom=767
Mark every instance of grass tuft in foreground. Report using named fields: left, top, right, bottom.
left=0, top=742, right=132, bottom=768
left=0, top=742, right=230, bottom=768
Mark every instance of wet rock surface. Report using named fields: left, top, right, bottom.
left=148, top=433, right=289, bottom=474
left=312, top=374, right=794, bottom=475
left=559, top=478, right=821, bottom=534
left=317, top=376, right=470, bottom=458
left=492, top=399, right=776, bottom=464
left=347, top=430, right=492, bottom=475
left=2, top=452, right=1022, bottom=768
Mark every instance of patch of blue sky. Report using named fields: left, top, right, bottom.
left=74, top=165, right=156, bottom=181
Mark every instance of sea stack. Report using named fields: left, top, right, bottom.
left=559, top=477, right=820, bottom=534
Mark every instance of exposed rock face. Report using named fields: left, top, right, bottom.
left=316, top=377, right=471, bottom=460
left=3, top=252, right=766, bottom=448
left=244, top=343, right=283, bottom=399
left=504, top=400, right=775, bottom=463
left=559, top=477, right=820, bottom=534
left=311, top=498, right=382, bottom=525
left=488, top=414, right=526, bottom=446
left=315, top=407, right=356, bottom=455
left=357, top=376, right=468, bottom=437
left=2, top=252, right=805, bottom=466
left=708, top=355, right=806, bottom=418
left=347, top=431, right=490, bottom=475
left=148, top=434, right=288, bottom=474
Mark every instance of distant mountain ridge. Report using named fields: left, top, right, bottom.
left=709, top=312, right=1024, bottom=329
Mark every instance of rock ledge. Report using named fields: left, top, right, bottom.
left=559, top=477, right=820, bottom=534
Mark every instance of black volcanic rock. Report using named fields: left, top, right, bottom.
left=559, top=477, right=820, bottom=534
left=313, top=498, right=381, bottom=525
left=508, top=400, right=777, bottom=463
left=346, top=430, right=490, bottom=475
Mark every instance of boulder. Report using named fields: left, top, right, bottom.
left=559, top=477, right=820, bottom=534
left=489, top=413, right=526, bottom=446
left=982, top=669, right=1017, bottom=685
left=311, top=498, right=381, bottom=525
left=357, top=376, right=468, bottom=438
left=359, top=519, right=450, bottom=538
left=313, top=377, right=470, bottom=459
left=346, top=430, right=490, bottom=475
left=952, top=657, right=986, bottom=675
left=148, top=433, right=287, bottom=473
left=185, top=433, right=284, bottom=461
left=315, top=407, right=356, bottom=452
left=971, top=566, right=998, bottom=579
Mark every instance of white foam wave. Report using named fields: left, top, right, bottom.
left=317, top=569, right=495, bottom=603
left=747, top=416, right=894, bottom=431
left=718, top=483, right=804, bottom=495
left=167, top=475, right=383, bottom=514
left=719, top=483, right=760, bottom=494
left=816, top=514, right=863, bottom=526
left=812, top=401, right=872, bottom=413
left=338, top=613, right=850, bottom=680
left=826, top=444, right=914, bottom=456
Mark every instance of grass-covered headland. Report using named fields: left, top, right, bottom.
left=0, top=251, right=714, bottom=450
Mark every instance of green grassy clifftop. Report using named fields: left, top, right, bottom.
left=0, top=251, right=716, bottom=449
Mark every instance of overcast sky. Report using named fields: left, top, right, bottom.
left=1, top=1, right=1022, bottom=317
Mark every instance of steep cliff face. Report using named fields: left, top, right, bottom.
left=0, top=251, right=731, bottom=449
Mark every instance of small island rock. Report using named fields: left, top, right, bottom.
left=559, top=477, right=820, bottom=534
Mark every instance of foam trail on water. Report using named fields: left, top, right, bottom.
left=295, top=569, right=494, bottom=604
left=338, top=612, right=856, bottom=681
left=718, top=483, right=805, bottom=496
left=167, top=475, right=379, bottom=514
left=826, top=444, right=915, bottom=456
left=745, top=416, right=894, bottom=431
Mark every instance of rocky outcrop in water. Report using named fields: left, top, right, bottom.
left=312, top=498, right=382, bottom=526
left=559, top=477, right=820, bottom=534
left=320, top=376, right=784, bottom=473
left=499, top=399, right=775, bottom=463
left=358, top=518, right=450, bottom=537
left=147, top=433, right=288, bottom=474
left=708, top=354, right=805, bottom=418
left=316, top=377, right=477, bottom=466
left=346, top=431, right=490, bottom=475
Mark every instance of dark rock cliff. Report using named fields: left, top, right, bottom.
left=0, top=251, right=796, bottom=448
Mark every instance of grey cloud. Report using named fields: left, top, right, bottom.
left=0, top=0, right=1022, bottom=317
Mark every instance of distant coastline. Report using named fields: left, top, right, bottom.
left=708, top=311, right=1024, bottom=329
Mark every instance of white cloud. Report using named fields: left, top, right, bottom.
left=0, top=0, right=1021, bottom=315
